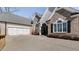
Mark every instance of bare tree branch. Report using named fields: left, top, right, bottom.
left=0, top=7, right=18, bottom=13
left=0, top=7, right=3, bottom=13
left=5, top=7, right=10, bottom=12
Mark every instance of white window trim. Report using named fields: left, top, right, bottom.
left=52, top=18, right=68, bottom=33
left=63, top=22, right=68, bottom=32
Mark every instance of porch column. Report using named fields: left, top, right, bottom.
left=39, top=23, right=42, bottom=35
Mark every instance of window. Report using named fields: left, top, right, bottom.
left=57, top=21, right=62, bottom=32
left=53, top=24, right=56, bottom=32
left=53, top=18, right=68, bottom=33
left=63, top=22, right=67, bottom=32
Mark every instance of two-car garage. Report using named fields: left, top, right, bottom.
left=0, top=13, right=32, bottom=36
left=7, top=24, right=31, bottom=35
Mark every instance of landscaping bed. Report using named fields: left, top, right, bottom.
left=47, top=33, right=79, bottom=41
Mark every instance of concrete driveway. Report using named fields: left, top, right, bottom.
left=2, top=35, right=79, bottom=51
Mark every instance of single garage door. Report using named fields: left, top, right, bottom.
left=7, top=24, right=31, bottom=35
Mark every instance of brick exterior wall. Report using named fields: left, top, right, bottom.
left=71, top=16, right=79, bottom=35
left=47, top=12, right=66, bottom=35
left=47, top=9, right=79, bottom=36
left=47, top=10, right=73, bottom=35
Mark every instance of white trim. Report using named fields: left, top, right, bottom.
left=52, top=18, right=68, bottom=33
left=53, top=18, right=68, bottom=23
left=71, top=14, right=79, bottom=18
left=39, top=23, right=42, bottom=35
left=48, top=7, right=58, bottom=20
left=62, top=22, right=63, bottom=32
left=58, top=18, right=68, bottom=22
left=40, top=8, right=52, bottom=23
left=57, top=7, right=79, bottom=13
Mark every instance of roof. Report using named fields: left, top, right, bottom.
left=40, top=7, right=56, bottom=23
left=32, top=12, right=42, bottom=22
left=57, top=7, right=79, bottom=13
left=48, top=7, right=79, bottom=19
left=0, top=12, right=31, bottom=26
left=37, top=7, right=79, bottom=23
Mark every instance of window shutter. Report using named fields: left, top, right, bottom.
left=51, top=24, right=53, bottom=33
left=67, top=21, right=71, bottom=33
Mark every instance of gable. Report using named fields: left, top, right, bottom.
left=50, top=12, right=67, bottom=23
left=56, top=8, right=71, bottom=17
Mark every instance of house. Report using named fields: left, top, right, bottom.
left=32, top=12, right=42, bottom=35
left=0, top=12, right=32, bottom=35
left=39, top=7, right=79, bottom=36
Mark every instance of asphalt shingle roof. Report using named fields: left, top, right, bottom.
left=0, top=12, right=31, bottom=26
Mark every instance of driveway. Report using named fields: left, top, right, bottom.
left=2, top=35, right=79, bottom=51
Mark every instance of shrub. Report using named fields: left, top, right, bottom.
left=32, top=31, right=39, bottom=35
left=74, top=37, right=79, bottom=41
left=47, top=33, right=79, bottom=41
left=71, top=36, right=79, bottom=41
left=47, top=33, right=60, bottom=38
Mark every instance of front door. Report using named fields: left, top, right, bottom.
left=41, top=23, right=48, bottom=35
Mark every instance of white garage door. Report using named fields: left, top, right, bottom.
left=7, top=24, right=31, bottom=35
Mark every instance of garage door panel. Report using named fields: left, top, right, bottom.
left=7, top=27, right=30, bottom=35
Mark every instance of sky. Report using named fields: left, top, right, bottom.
left=12, top=7, right=46, bottom=20
left=10, top=7, right=79, bottom=20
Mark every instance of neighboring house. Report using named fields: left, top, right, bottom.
left=39, top=7, right=79, bottom=36
left=32, top=13, right=42, bottom=34
left=0, top=12, right=32, bottom=35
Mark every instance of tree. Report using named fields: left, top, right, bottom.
left=0, top=7, right=18, bottom=13
left=0, top=7, right=2, bottom=13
